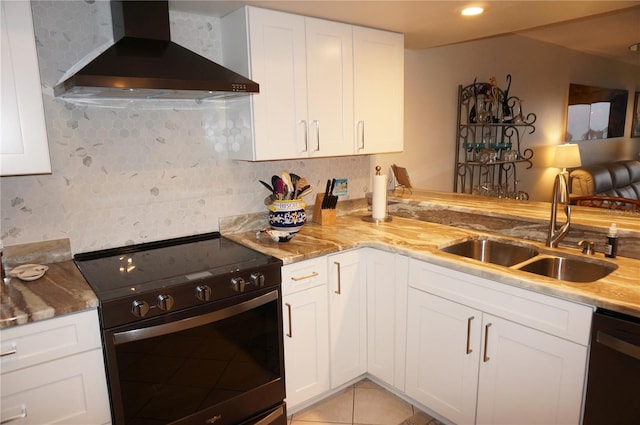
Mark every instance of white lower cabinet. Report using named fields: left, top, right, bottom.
left=406, top=290, right=481, bottom=424
left=0, top=310, right=111, bottom=424
left=406, top=260, right=591, bottom=425
left=281, top=257, right=330, bottom=410
left=328, top=250, right=367, bottom=388
left=365, top=248, right=408, bottom=391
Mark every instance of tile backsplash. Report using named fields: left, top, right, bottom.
left=0, top=1, right=370, bottom=253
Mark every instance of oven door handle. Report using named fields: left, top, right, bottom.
left=113, top=290, right=279, bottom=345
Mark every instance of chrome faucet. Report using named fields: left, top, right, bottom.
left=546, top=173, right=571, bottom=248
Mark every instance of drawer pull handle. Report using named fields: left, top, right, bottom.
left=0, top=344, right=17, bottom=357
left=483, top=323, right=492, bottom=362
left=285, top=303, right=293, bottom=338
left=465, top=316, right=474, bottom=354
left=334, top=262, right=341, bottom=294
left=0, top=405, right=27, bottom=424
left=290, top=271, right=319, bottom=282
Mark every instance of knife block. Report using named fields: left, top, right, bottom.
left=312, top=194, right=336, bottom=225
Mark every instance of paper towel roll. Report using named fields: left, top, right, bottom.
left=372, top=174, right=387, bottom=220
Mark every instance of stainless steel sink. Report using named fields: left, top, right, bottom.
left=517, top=256, right=617, bottom=283
left=440, top=238, right=539, bottom=267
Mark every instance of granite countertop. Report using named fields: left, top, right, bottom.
left=224, top=209, right=640, bottom=318
left=0, top=240, right=98, bottom=329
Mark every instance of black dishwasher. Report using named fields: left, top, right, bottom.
left=583, top=308, right=640, bottom=425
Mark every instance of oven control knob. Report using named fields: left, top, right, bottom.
left=250, top=272, right=265, bottom=287
left=195, top=285, right=212, bottom=302
left=156, top=294, right=174, bottom=311
left=131, top=300, right=150, bottom=317
left=230, top=277, right=246, bottom=293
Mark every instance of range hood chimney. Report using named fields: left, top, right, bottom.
left=54, top=1, right=258, bottom=100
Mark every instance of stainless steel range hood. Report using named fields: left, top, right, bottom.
left=54, top=1, right=258, bottom=100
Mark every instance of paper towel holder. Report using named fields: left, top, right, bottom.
left=363, top=166, right=392, bottom=223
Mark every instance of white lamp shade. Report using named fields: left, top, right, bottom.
left=553, top=143, right=582, bottom=169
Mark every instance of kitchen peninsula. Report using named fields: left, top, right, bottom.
left=223, top=190, right=640, bottom=316
left=221, top=190, right=639, bottom=422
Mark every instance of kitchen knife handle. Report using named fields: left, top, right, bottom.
left=322, top=179, right=331, bottom=209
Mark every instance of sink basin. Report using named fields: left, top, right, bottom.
left=518, top=256, right=617, bottom=283
left=440, top=238, right=538, bottom=267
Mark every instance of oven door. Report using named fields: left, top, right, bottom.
left=102, top=288, right=286, bottom=425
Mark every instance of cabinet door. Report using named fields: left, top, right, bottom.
left=305, top=18, right=354, bottom=157
left=282, top=284, right=330, bottom=410
left=1, top=1, right=51, bottom=176
left=366, top=249, right=408, bottom=389
left=328, top=250, right=367, bottom=387
left=246, top=7, right=308, bottom=160
left=476, top=314, right=587, bottom=425
left=353, top=26, right=404, bottom=154
left=1, top=349, right=111, bottom=424
left=406, top=289, right=481, bottom=425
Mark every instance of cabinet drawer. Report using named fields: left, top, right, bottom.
left=408, top=260, right=593, bottom=345
left=0, top=310, right=101, bottom=373
left=282, top=257, right=327, bottom=295
left=1, top=348, right=111, bottom=424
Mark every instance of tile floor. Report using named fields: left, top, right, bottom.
left=287, top=379, right=445, bottom=425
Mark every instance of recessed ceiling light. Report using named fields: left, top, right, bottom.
left=462, top=6, right=484, bottom=16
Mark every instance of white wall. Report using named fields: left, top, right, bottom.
left=375, top=34, right=640, bottom=201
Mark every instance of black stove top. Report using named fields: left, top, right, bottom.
left=74, top=232, right=280, bottom=302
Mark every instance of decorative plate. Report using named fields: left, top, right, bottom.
left=8, top=264, right=49, bottom=281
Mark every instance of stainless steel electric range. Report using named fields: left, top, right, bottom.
left=74, top=232, right=286, bottom=425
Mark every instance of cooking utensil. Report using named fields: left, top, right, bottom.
left=290, top=173, right=300, bottom=191
left=298, top=185, right=312, bottom=198
left=294, top=177, right=309, bottom=199
left=259, top=180, right=274, bottom=195
left=275, top=178, right=285, bottom=200
left=281, top=171, right=293, bottom=199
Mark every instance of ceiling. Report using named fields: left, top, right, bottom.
left=170, top=0, right=640, bottom=66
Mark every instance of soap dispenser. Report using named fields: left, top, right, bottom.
left=605, top=223, right=618, bottom=258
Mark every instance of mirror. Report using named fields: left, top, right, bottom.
left=565, top=83, right=628, bottom=141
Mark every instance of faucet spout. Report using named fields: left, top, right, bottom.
left=546, top=173, right=571, bottom=248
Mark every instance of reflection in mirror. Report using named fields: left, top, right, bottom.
left=565, top=84, right=628, bottom=141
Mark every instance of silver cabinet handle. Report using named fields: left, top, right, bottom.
left=313, top=120, right=320, bottom=152
left=285, top=303, right=292, bottom=338
left=466, top=316, right=474, bottom=354
left=301, top=120, right=308, bottom=153
left=597, top=330, right=640, bottom=360
left=334, top=261, right=341, bottom=294
left=0, top=344, right=17, bottom=357
left=483, top=323, right=492, bottom=362
left=357, top=120, right=365, bottom=151
left=0, top=406, right=27, bottom=424
left=290, top=271, right=319, bottom=282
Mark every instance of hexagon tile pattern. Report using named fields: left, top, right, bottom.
left=0, top=1, right=371, bottom=253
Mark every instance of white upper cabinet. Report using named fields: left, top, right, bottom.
left=353, top=26, right=404, bottom=154
left=1, top=1, right=51, bottom=176
left=305, top=17, right=354, bottom=157
left=222, top=6, right=403, bottom=161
